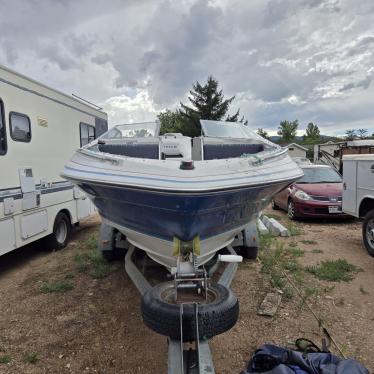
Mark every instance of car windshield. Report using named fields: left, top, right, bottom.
left=100, top=122, right=160, bottom=139
left=298, top=167, right=342, bottom=183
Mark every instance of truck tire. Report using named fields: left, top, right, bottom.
left=45, top=212, right=71, bottom=249
left=362, top=210, right=374, bottom=256
left=141, top=282, right=239, bottom=341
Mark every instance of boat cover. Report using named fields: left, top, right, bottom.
left=241, top=344, right=368, bottom=374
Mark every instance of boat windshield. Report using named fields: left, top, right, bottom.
left=201, top=120, right=250, bottom=138
left=100, top=122, right=160, bottom=139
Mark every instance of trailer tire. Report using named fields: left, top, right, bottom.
left=141, top=282, right=239, bottom=341
left=45, top=212, right=71, bottom=250
left=362, top=210, right=374, bottom=256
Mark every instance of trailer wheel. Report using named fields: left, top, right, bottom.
left=141, top=282, right=239, bottom=341
left=362, top=210, right=374, bottom=256
left=46, top=212, right=71, bottom=249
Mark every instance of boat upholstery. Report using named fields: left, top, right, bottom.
left=98, top=143, right=159, bottom=159
left=203, top=143, right=264, bottom=160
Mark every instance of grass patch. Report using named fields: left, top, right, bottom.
left=306, top=259, right=360, bottom=282
left=40, top=280, right=74, bottom=294
left=289, top=241, right=298, bottom=248
left=287, top=246, right=304, bottom=257
left=259, top=232, right=275, bottom=251
left=74, top=234, right=117, bottom=279
left=311, top=249, right=323, bottom=254
left=259, top=241, right=304, bottom=299
left=288, top=223, right=302, bottom=236
left=0, top=355, right=11, bottom=364
left=301, top=240, right=317, bottom=245
left=24, top=352, right=38, bottom=364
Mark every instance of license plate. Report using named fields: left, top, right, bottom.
left=328, top=206, right=341, bottom=213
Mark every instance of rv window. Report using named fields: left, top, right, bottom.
left=10, top=112, right=31, bottom=142
left=80, top=122, right=95, bottom=146
left=0, top=99, right=6, bottom=154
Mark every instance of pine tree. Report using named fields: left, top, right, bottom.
left=257, top=128, right=269, bottom=139
left=179, top=76, right=244, bottom=137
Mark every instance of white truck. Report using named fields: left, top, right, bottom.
left=0, top=64, right=108, bottom=255
left=342, top=154, right=374, bottom=255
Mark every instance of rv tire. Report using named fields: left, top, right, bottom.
left=46, top=212, right=71, bottom=250
left=141, top=282, right=239, bottom=341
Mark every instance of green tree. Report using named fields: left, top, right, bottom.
left=345, top=129, right=357, bottom=141
left=179, top=76, right=244, bottom=137
left=304, top=122, right=320, bottom=140
left=158, top=109, right=185, bottom=135
left=277, top=120, right=298, bottom=143
left=257, top=128, right=270, bottom=139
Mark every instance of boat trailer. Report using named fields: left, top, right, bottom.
left=124, top=244, right=242, bottom=374
left=99, top=221, right=259, bottom=373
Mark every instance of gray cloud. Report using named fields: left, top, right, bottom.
left=0, top=0, right=373, bottom=133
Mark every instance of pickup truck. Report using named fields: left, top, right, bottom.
left=342, top=154, right=374, bottom=256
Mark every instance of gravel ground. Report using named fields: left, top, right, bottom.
left=0, top=210, right=373, bottom=373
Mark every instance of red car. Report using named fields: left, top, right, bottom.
left=271, top=164, right=347, bottom=220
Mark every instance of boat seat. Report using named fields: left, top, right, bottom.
left=98, top=143, right=159, bottom=159
left=203, top=143, right=264, bottom=160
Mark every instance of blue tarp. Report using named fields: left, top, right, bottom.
left=241, top=344, right=369, bottom=374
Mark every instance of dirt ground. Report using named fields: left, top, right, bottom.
left=0, top=210, right=374, bottom=373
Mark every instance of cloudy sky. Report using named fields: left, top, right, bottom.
left=0, top=0, right=373, bottom=136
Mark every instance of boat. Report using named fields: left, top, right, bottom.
left=62, top=120, right=303, bottom=268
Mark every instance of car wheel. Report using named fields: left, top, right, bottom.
left=287, top=200, right=298, bottom=220
left=45, top=212, right=71, bottom=249
left=362, top=210, right=374, bottom=256
left=271, top=199, right=279, bottom=210
left=141, top=282, right=239, bottom=341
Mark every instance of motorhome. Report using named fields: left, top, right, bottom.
left=0, top=64, right=108, bottom=255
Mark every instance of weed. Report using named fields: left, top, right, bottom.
left=311, top=249, right=323, bottom=254
left=288, top=223, right=302, bottom=236
left=24, top=352, right=38, bottom=364
left=283, top=287, right=294, bottom=299
left=0, top=355, right=11, bottom=364
left=259, top=232, right=274, bottom=251
left=287, top=247, right=304, bottom=257
left=40, top=280, right=74, bottom=294
left=301, top=240, right=317, bottom=245
left=306, top=259, right=360, bottom=282
left=74, top=243, right=116, bottom=279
